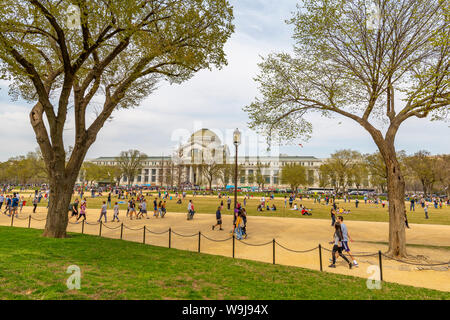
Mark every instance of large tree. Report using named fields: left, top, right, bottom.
left=0, top=0, right=233, bottom=237
left=320, top=150, right=362, bottom=194
left=244, top=0, right=449, bottom=257
left=281, top=163, right=307, bottom=193
left=199, top=161, right=222, bottom=190
left=115, top=150, right=147, bottom=187
left=405, top=151, right=439, bottom=196
left=434, top=154, right=450, bottom=197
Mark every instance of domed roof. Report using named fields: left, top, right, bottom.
left=189, top=129, right=221, bottom=145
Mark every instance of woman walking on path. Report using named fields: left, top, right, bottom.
left=328, top=222, right=352, bottom=269
left=77, top=199, right=87, bottom=222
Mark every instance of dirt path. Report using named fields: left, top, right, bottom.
left=2, top=206, right=449, bottom=293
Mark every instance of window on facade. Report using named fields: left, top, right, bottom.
left=137, top=176, right=142, bottom=182
left=144, top=176, right=149, bottom=183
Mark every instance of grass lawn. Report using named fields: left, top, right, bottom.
left=0, top=226, right=448, bottom=300
left=19, top=191, right=450, bottom=226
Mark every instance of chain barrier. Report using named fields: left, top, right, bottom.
left=30, top=217, right=47, bottom=222
left=9, top=217, right=450, bottom=268
left=146, top=228, right=170, bottom=235
left=102, top=224, right=122, bottom=230
left=275, top=241, right=319, bottom=253
left=123, top=225, right=144, bottom=231
left=200, top=233, right=233, bottom=242
left=171, top=230, right=198, bottom=238
left=321, top=246, right=378, bottom=257
left=14, top=216, right=29, bottom=220
left=381, top=253, right=450, bottom=267
left=237, top=239, right=273, bottom=247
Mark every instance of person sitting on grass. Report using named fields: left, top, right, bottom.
left=301, top=207, right=312, bottom=216
left=271, top=204, right=277, bottom=211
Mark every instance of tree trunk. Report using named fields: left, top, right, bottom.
left=384, top=149, right=407, bottom=257
left=42, top=173, right=77, bottom=238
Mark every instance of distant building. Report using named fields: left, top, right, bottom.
left=88, top=128, right=325, bottom=189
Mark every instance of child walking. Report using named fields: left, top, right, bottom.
left=112, top=202, right=120, bottom=222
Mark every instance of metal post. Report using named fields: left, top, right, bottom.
left=99, top=221, right=102, bottom=237
left=319, top=244, right=323, bottom=272
left=169, top=228, right=172, bottom=248
left=11, top=214, right=14, bottom=227
left=273, top=239, right=276, bottom=265
left=198, top=232, right=201, bottom=253
left=378, top=250, right=383, bottom=282
left=234, top=144, right=238, bottom=209
left=28, top=215, right=31, bottom=228
left=143, top=226, right=146, bottom=244
left=82, top=220, right=85, bottom=234
left=120, top=223, right=123, bottom=239
left=232, top=235, right=235, bottom=258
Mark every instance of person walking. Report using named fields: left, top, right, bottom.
left=227, top=197, right=231, bottom=210
left=11, top=194, right=19, bottom=217
left=32, top=196, right=38, bottom=213
left=98, top=201, right=107, bottom=223
left=3, top=195, right=11, bottom=215
left=328, top=222, right=352, bottom=269
left=129, top=199, right=137, bottom=220
left=404, top=210, right=410, bottom=229
left=160, top=201, right=167, bottom=218
left=330, top=208, right=336, bottom=226
left=187, top=200, right=195, bottom=220
left=153, top=198, right=158, bottom=218
left=337, top=216, right=358, bottom=267
left=77, top=199, right=87, bottom=222
left=19, top=196, right=25, bottom=214
left=112, top=202, right=120, bottom=222
left=0, top=194, right=4, bottom=210
left=212, top=206, right=223, bottom=231
left=410, top=198, right=415, bottom=212
left=107, top=193, right=112, bottom=209
left=424, top=203, right=429, bottom=219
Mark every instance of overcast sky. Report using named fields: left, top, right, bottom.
left=0, top=0, right=448, bottom=162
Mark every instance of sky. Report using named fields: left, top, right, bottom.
left=0, top=0, right=448, bottom=162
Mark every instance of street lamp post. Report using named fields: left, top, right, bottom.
left=233, top=128, right=241, bottom=210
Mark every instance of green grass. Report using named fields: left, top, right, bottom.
left=19, top=192, right=450, bottom=226
left=0, top=226, right=448, bottom=300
